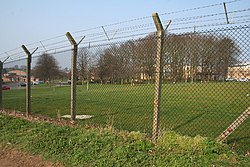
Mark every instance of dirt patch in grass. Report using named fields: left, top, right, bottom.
left=0, top=146, right=62, bottom=167
left=0, top=110, right=66, bottom=166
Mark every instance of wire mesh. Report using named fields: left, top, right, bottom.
left=75, top=36, right=158, bottom=132
left=0, top=3, right=249, bottom=154
left=30, top=51, right=72, bottom=117
left=2, top=59, right=27, bottom=112
left=160, top=25, right=250, bottom=153
left=73, top=24, right=249, bottom=154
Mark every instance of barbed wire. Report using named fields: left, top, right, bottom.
left=4, top=21, right=250, bottom=64
left=168, top=15, right=250, bottom=26
left=72, top=0, right=241, bottom=35
left=168, top=20, right=250, bottom=32
left=82, top=8, right=250, bottom=42
left=159, top=0, right=241, bottom=17
left=3, top=23, right=249, bottom=63
left=4, top=23, right=250, bottom=64
left=1, top=0, right=248, bottom=63
left=4, top=23, right=249, bottom=65
left=28, top=10, right=250, bottom=51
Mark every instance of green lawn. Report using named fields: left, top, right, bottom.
left=2, top=82, right=250, bottom=153
left=1, top=114, right=250, bottom=166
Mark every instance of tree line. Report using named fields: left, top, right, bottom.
left=32, top=32, right=239, bottom=83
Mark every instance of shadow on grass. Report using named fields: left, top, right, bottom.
left=226, top=136, right=250, bottom=154
left=172, top=112, right=205, bottom=131
left=226, top=136, right=250, bottom=143
left=94, top=112, right=119, bottom=118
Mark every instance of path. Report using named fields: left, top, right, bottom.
left=0, top=147, right=62, bottom=167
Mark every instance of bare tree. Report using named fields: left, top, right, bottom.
left=33, top=53, right=60, bottom=82
left=164, top=34, right=239, bottom=82
left=95, top=33, right=239, bottom=84
left=98, top=45, right=120, bottom=83
left=136, top=35, right=157, bottom=83
left=78, top=48, right=91, bottom=83
left=117, top=41, right=139, bottom=83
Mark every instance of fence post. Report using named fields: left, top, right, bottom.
left=21, top=45, right=38, bottom=117
left=0, top=61, right=3, bottom=110
left=66, top=33, right=85, bottom=121
left=66, top=32, right=77, bottom=121
left=152, top=13, right=165, bottom=142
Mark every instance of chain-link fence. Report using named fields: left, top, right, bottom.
left=72, top=25, right=249, bottom=153
left=30, top=50, right=72, bottom=117
left=160, top=25, right=250, bottom=154
left=1, top=58, right=26, bottom=112
left=1, top=50, right=72, bottom=117
left=75, top=37, right=157, bottom=132
left=0, top=22, right=249, bottom=154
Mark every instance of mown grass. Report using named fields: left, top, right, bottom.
left=0, top=114, right=249, bottom=166
left=2, top=82, right=250, bottom=153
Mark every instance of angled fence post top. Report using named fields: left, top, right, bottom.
left=66, top=32, right=77, bottom=46
left=21, top=45, right=31, bottom=55
left=66, top=32, right=85, bottom=46
left=152, top=13, right=164, bottom=32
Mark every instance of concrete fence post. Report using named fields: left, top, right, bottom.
left=152, top=13, right=165, bottom=142
left=66, top=32, right=77, bottom=121
left=66, top=32, right=85, bottom=121
left=21, top=45, right=38, bottom=117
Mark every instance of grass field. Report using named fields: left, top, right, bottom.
left=2, top=82, right=250, bottom=153
left=1, top=114, right=250, bottom=166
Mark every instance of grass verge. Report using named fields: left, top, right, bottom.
left=0, top=114, right=249, bottom=166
